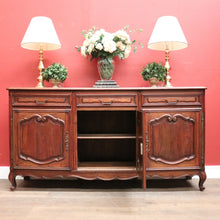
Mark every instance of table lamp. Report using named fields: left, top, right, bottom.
left=21, top=16, right=61, bottom=88
left=148, top=16, right=188, bottom=87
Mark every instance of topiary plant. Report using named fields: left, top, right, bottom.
left=42, top=63, right=68, bottom=83
left=140, top=62, right=167, bottom=82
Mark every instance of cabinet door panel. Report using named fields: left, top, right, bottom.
left=13, top=111, right=70, bottom=169
left=145, top=111, right=201, bottom=169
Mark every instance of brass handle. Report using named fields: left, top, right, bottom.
left=65, top=131, right=69, bottom=151
left=99, top=99, right=113, bottom=105
left=34, top=99, right=48, bottom=105
left=168, top=101, right=177, bottom=105
left=140, top=143, right=143, bottom=155
left=146, top=132, right=150, bottom=152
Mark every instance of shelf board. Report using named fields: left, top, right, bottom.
left=78, top=133, right=136, bottom=139
left=78, top=161, right=136, bottom=171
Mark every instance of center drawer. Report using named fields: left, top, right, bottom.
left=76, top=92, right=137, bottom=107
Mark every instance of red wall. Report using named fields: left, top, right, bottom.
left=0, top=0, right=219, bottom=165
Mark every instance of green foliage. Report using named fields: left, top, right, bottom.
left=140, top=62, right=167, bottom=82
left=42, top=63, right=68, bottom=83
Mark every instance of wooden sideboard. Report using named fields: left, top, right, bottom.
left=8, top=87, right=206, bottom=191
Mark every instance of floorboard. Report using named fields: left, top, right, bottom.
left=0, top=178, right=220, bottom=220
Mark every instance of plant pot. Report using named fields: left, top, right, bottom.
left=97, top=58, right=115, bottom=80
left=149, top=77, right=159, bottom=87
left=50, top=79, right=61, bottom=88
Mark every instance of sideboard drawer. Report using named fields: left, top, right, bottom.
left=12, top=93, right=71, bottom=107
left=142, top=93, right=200, bottom=107
left=76, top=93, right=137, bottom=107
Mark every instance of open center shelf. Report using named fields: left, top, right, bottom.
left=78, top=133, right=136, bottom=139
left=77, top=110, right=137, bottom=169
left=78, top=161, right=136, bottom=171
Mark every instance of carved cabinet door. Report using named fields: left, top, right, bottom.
left=13, top=111, right=70, bottom=170
left=144, top=110, right=203, bottom=170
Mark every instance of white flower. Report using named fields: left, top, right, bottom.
left=90, top=29, right=105, bottom=43
left=90, top=34, right=100, bottom=43
left=96, top=43, right=103, bottom=50
left=123, top=45, right=131, bottom=59
left=95, top=29, right=105, bottom=36
left=116, top=41, right=126, bottom=51
left=114, top=30, right=130, bottom=42
left=102, top=32, right=114, bottom=43
left=103, top=41, right=117, bottom=53
left=87, top=44, right=94, bottom=54
left=101, top=32, right=117, bottom=53
left=81, top=45, right=87, bottom=57
left=83, top=39, right=90, bottom=47
left=78, top=27, right=135, bottom=60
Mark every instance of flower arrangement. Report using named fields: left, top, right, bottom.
left=77, top=26, right=143, bottom=83
left=78, top=26, right=142, bottom=62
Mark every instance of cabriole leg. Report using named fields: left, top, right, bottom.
left=8, top=171, right=16, bottom=191
left=199, top=171, right=206, bottom=191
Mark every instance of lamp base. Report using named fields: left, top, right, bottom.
left=36, top=82, right=44, bottom=88
left=36, top=73, right=44, bottom=88
left=164, top=49, right=173, bottom=87
left=165, top=74, right=173, bottom=87
left=36, top=49, right=44, bottom=88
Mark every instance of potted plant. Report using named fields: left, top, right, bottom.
left=140, top=62, right=167, bottom=87
left=42, top=63, right=68, bottom=87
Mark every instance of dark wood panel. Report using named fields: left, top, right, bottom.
left=19, top=114, right=65, bottom=164
left=13, top=111, right=70, bottom=169
left=145, top=111, right=200, bottom=168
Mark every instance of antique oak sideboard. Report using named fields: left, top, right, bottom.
left=8, top=87, right=206, bottom=190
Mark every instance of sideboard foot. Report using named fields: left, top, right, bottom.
left=199, top=171, right=206, bottom=191
left=9, top=171, right=16, bottom=191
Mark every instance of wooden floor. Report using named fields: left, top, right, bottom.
left=0, top=178, right=220, bottom=220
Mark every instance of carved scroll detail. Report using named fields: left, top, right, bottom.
left=20, top=114, right=65, bottom=125
left=149, top=114, right=195, bottom=124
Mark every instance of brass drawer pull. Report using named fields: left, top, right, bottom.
left=34, top=99, right=48, bottom=105
left=140, top=143, right=143, bottom=155
left=65, top=131, right=69, bottom=151
left=167, top=101, right=177, bottom=105
left=99, top=99, right=113, bottom=105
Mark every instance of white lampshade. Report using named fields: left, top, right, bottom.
left=21, top=16, right=61, bottom=51
left=148, top=16, right=188, bottom=51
